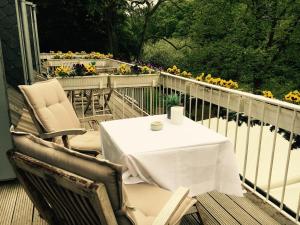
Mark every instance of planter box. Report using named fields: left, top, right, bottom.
left=243, top=99, right=300, bottom=135
left=161, top=75, right=242, bottom=112
left=110, top=74, right=160, bottom=88
left=40, top=53, right=91, bottom=60
left=45, top=59, right=121, bottom=68
left=57, top=75, right=109, bottom=90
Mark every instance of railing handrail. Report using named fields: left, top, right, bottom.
left=160, top=71, right=300, bottom=112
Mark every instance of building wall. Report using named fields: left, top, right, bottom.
left=0, top=40, right=15, bottom=180
left=0, top=0, right=26, bottom=88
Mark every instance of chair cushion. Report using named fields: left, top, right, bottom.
left=69, top=130, right=101, bottom=152
left=123, top=183, right=196, bottom=225
left=19, top=79, right=81, bottom=133
left=11, top=131, right=123, bottom=212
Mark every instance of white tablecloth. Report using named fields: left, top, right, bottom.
left=100, top=115, right=243, bottom=197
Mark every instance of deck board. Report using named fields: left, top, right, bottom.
left=209, top=191, right=263, bottom=225
left=0, top=183, right=19, bottom=225
left=11, top=186, right=34, bottom=225
left=0, top=180, right=298, bottom=225
left=228, top=194, right=281, bottom=225
left=197, top=193, right=240, bottom=225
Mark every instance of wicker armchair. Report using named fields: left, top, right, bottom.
left=18, top=78, right=112, bottom=155
left=9, top=131, right=197, bottom=225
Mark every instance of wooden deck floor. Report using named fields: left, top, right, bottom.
left=1, top=180, right=295, bottom=225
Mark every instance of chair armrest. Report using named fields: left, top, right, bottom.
left=40, top=128, right=87, bottom=139
left=152, top=187, right=189, bottom=225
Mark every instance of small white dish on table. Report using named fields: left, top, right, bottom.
left=151, top=121, right=163, bottom=131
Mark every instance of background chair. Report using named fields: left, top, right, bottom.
left=19, top=78, right=112, bottom=155
left=9, top=131, right=197, bottom=225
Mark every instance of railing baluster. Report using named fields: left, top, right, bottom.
left=189, top=85, right=192, bottom=119
left=146, top=87, right=148, bottom=115
left=243, top=99, right=252, bottom=183
left=155, top=86, right=158, bottom=115
left=81, top=90, right=84, bottom=118
left=296, top=193, right=300, bottom=222
left=158, top=82, right=161, bottom=114
left=254, top=102, right=266, bottom=191
left=102, top=92, right=105, bottom=115
left=179, top=79, right=183, bottom=106
left=201, top=87, right=205, bottom=125
left=195, top=87, right=198, bottom=122
left=122, top=88, right=125, bottom=119
left=225, top=93, right=231, bottom=137
left=216, top=90, right=221, bottom=132
left=92, top=90, right=95, bottom=116
left=234, top=96, right=242, bottom=153
left=150, top=86, right=153, bottom=115
left=280, top=110, right=297, bottom=210
left=141, top=88, right=144, bottom=115
left=163, top=76, right=165, bottom=113
left=184, top=83, right=187, bottom=113
left=266, top=106, right=281, bottom=200
left=131, top=88, right=134, bottom=109
left=208, top=88, right=213, bottom=128
left=171, top=77, right=174, bottom=95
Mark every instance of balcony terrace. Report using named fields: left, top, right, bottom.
left=2, top=55, right=299, bottom=225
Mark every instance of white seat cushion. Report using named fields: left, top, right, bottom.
left=123, top=183, right=196, bottom=225
left=69, top=130, right=101, bottom=152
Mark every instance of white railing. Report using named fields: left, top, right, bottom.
left=158, top=72, right=300, bottom=224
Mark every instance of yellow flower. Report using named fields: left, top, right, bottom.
left=220, top=79, right=226, bottom=86
left=55, top=66, right=71, bottom=77
left=118, top=64, right=131, bottom=75
left=205, top=74, right=212, bottom=82
left=196, top=74, right=204, bottom=81
left=284, top=90, right=300, bottom=104
left=262, top=90, right=274, bottom=99
left=141, top=66, right=151, bottom=74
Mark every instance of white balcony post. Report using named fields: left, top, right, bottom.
left=266, top=106, right=281, bottom=200
left=216, top=90, right=221, bottom=132
left=243, top=99, right=252, bottom=183
left=254, top=102, right=266, bottom=191
left=280, top=110, right=297, bottom=210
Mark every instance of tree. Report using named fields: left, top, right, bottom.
left=141, top=0, right=300, bottom=96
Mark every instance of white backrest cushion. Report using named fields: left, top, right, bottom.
left=19, top=79, right=81, bottom=132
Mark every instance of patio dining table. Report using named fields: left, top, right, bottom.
left=100, top=115, right=243, bottom=197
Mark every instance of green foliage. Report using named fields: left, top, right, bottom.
left=140, top=0, right=300, bottom=97
left=34, top=0, right=300, bottom=96
left=165, top=94, right=180, bottom=108
left=142, top=38, right=191, bottom=70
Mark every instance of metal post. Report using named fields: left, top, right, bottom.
left=29, top=3, right=41, bottom=73
left=32, top=4, right=41, bottom=73
left=20, top=0, right=34, bottom=83
left=15, top=0, right=29, bottom=83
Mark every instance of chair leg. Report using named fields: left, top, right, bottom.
left=196, top=211, right=203, bottom=225
left=62, top=135, right=69, bottom=148
left=195, top=203, right=204, bottom=225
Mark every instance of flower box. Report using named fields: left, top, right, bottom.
left=45, top=59, right=121, bottom=68
left=110, top=73, right=160, bottom=88
left=56, top=75, right=109, bottom=91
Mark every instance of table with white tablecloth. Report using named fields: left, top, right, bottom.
left=100, top=115, right=243, bottom=197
